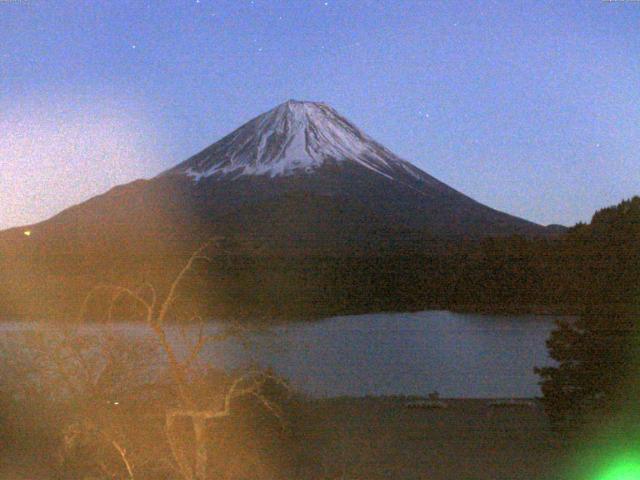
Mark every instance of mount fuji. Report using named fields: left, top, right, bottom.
left=2, top=99, right=549, bottom=258
left=156, top=99, right=547, bottom=247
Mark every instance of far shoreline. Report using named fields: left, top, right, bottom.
left=0, top=304, right=584, bottom=324
left=0, top=304, right=581, bottom=325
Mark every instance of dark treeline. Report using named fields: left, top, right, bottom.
left=1, top=197, right=638, bottom=322
left=535, top=196, right=640, bottom=433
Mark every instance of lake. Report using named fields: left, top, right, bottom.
left=0, top=310, right=562, bottom=398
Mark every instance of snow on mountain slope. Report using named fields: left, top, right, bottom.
left=163, top=99, right=433, bottom=183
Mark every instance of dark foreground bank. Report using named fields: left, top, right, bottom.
left=1, top=396, right=567, bottom=480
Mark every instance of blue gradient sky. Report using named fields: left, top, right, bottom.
left=1, top=0, right=638, bottom=229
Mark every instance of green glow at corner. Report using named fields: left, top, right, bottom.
left=597, top=459, right=640, bottom=480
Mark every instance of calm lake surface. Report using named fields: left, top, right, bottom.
left=1, top=311, right=562, bottom=398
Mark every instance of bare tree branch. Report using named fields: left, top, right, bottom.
left=156, top=240, right=218, bottom=326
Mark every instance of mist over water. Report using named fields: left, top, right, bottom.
left=0, top=310, right=561, bottom=398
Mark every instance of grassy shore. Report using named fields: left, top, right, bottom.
left=298, top=397, right=566, bottom=480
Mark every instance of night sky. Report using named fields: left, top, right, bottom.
left=1, top=0, right=638, bottom=230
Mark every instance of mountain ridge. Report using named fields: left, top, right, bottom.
left=0, top=99, right=553, bottom=255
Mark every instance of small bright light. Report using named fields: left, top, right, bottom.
left=23, top=230, right=31, bottom=237
left=113, top=401, right=119, bottom=405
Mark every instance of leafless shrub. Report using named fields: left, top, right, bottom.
left=69, top=239, right=291, bottom=480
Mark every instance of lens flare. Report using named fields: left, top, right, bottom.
left=596, top=457, right=640, bottom=480
left=0, top=93, right=162, bottom=230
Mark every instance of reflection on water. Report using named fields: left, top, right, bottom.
left=0, top=310, right=563, bottom=398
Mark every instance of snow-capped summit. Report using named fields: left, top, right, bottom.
left=148, top=99, right=549, bottom=242
left=163, top=99, right=428, bottom=183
